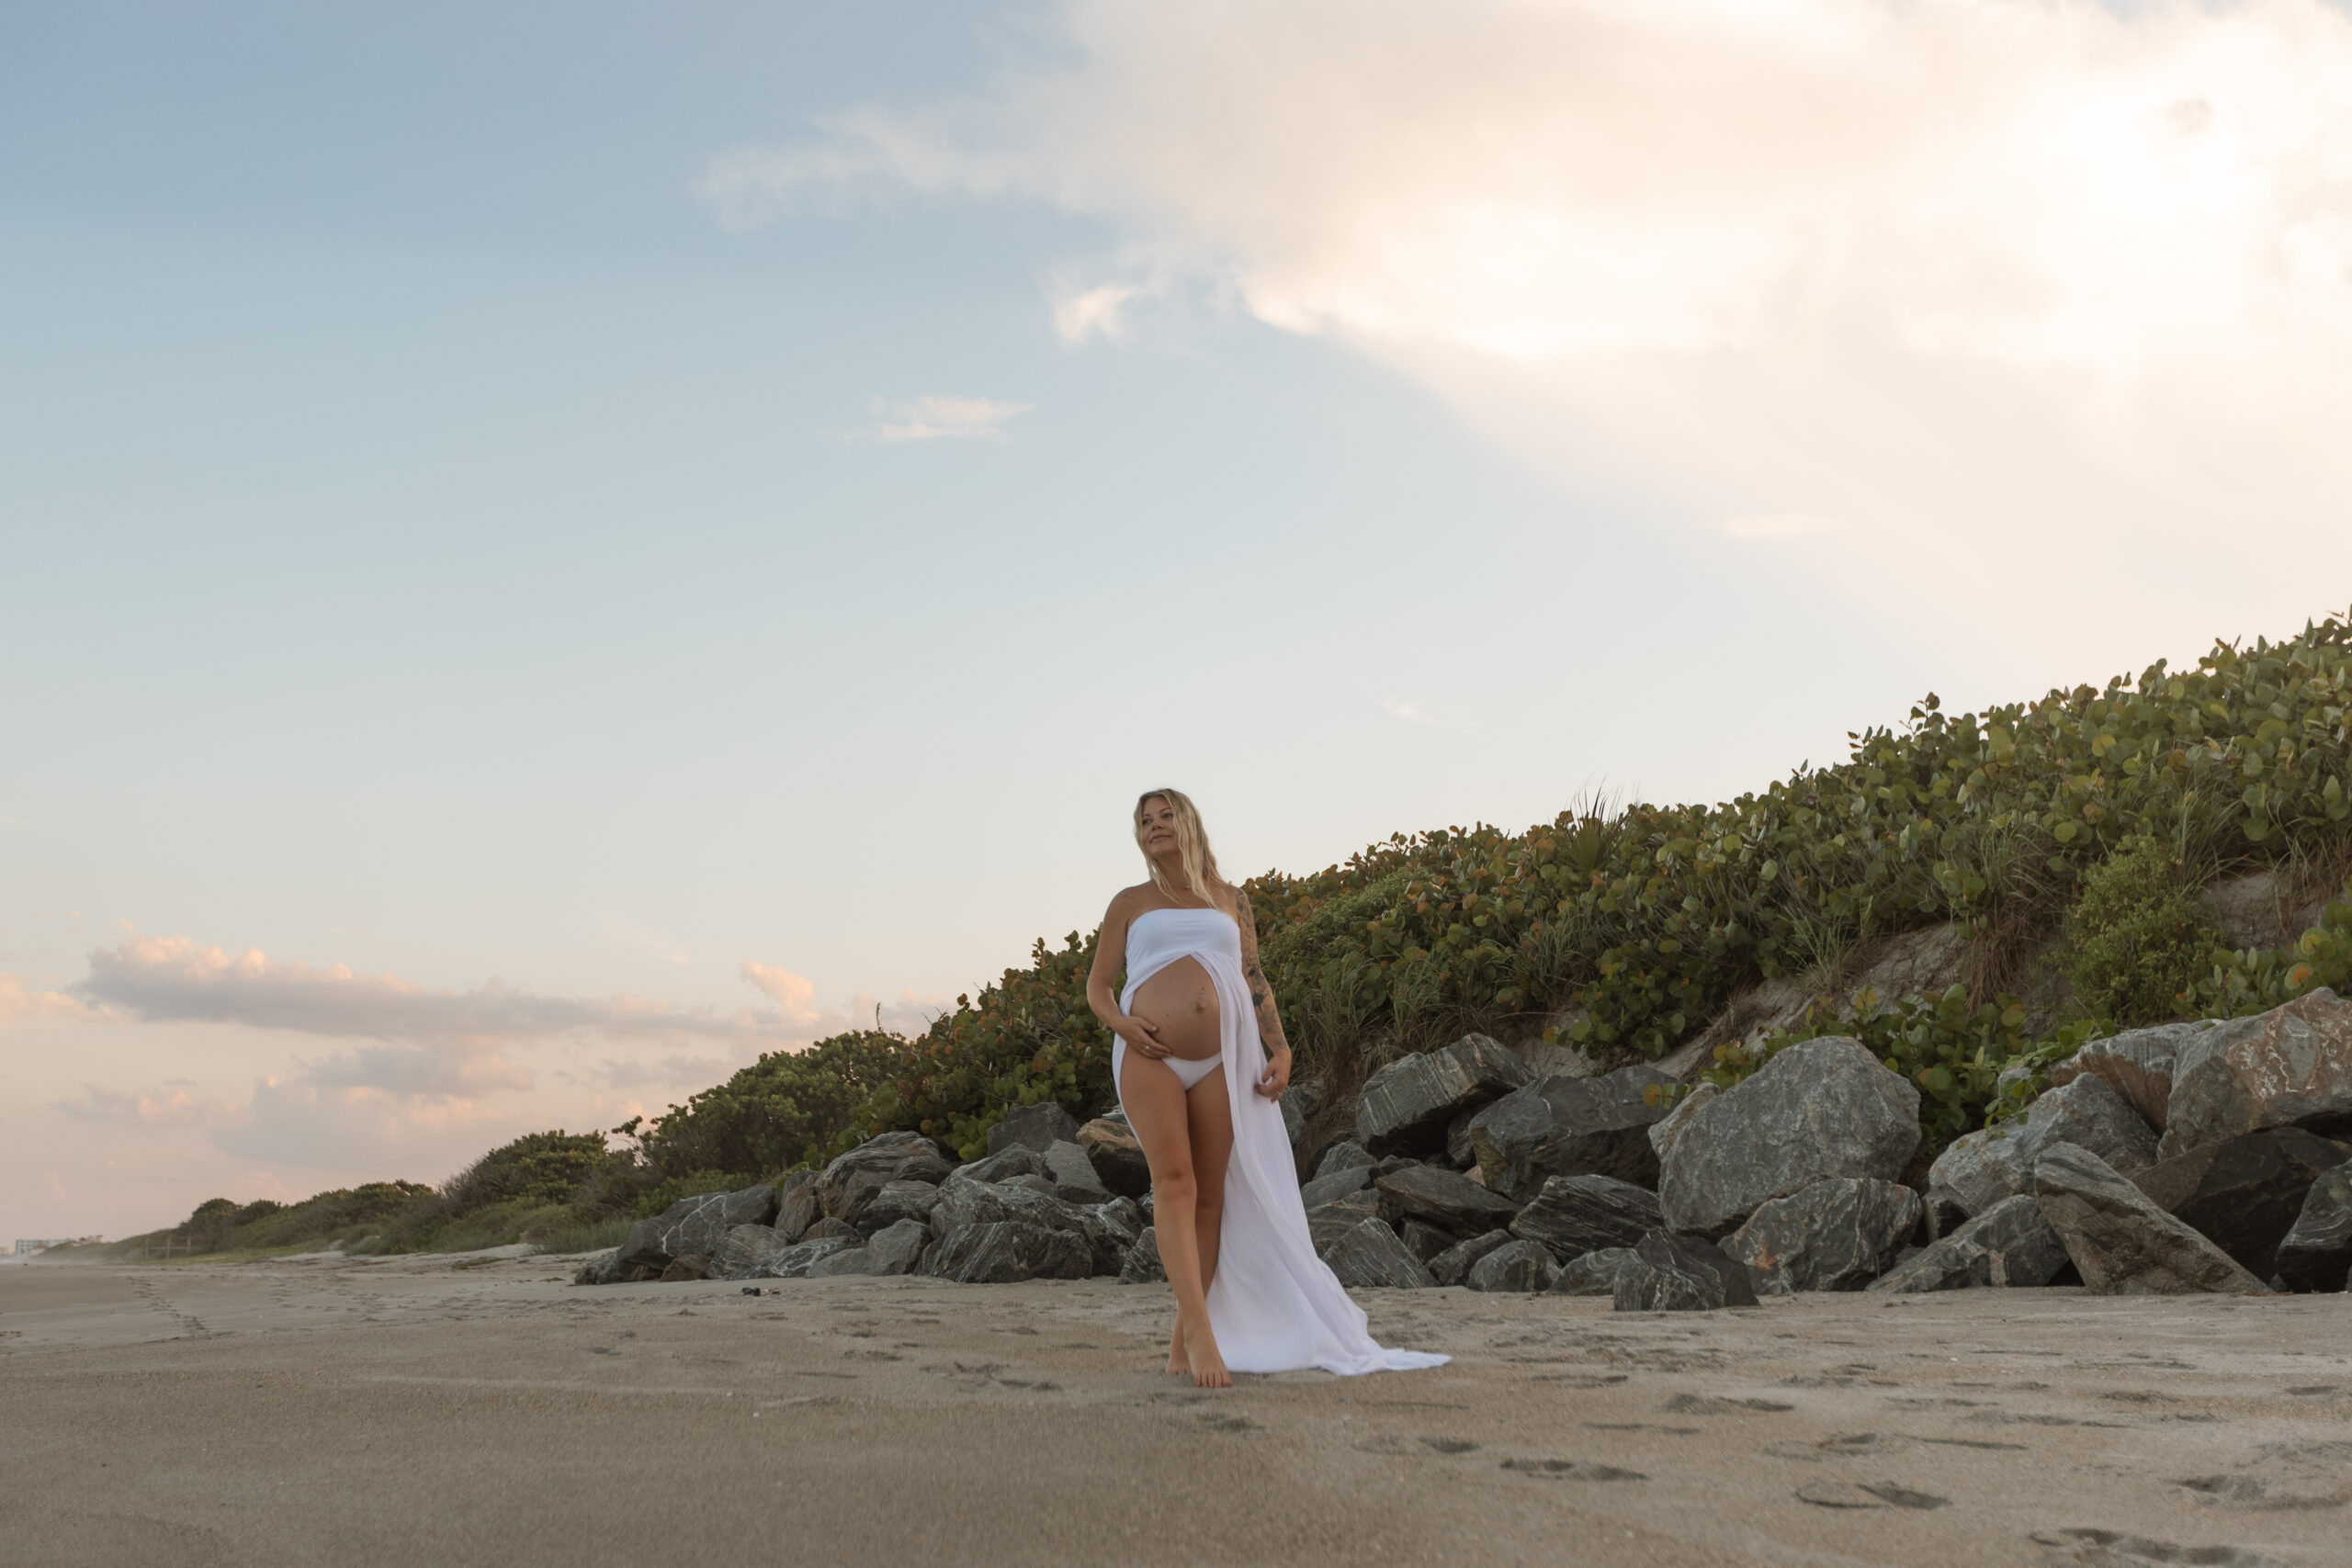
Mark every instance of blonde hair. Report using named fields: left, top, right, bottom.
left=1134, top=788, right=1227, bottom=908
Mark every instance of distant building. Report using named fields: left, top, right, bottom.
left=12, top=1236, right=102, bottom=1255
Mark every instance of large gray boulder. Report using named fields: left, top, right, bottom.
left=1428, top=1229, right=1514, bottom=1287
left=1356, top=1034, right=1532, bottom=1156
left=2158, top=989, right=2352, bottom=1160
left=816, top=1132, right=954, bottom=1227
left=926, top=1220, right=1093, bottom=1282
left=1073, top=1197, right=1145, bottom=1277
left=613, top=1182, right=782, bottom=1278
left=2132, top=1127, right=2351, bottom=1280
left=1076, top=1116, right=1152, bottom=1198
left=1465, top=1237, right=1560, bottom=1293
left=946, top=1144, right=1045, bottom=1187
left=929, top=1178, right=1089, bottom=1241
left=1927, top=1072, right=2158, bottom=1223
left=1611, top=1230, right=1759, bottom=1312
left=1373, top=1163, right=1521, bottom=1237
left=1549, top=1247, right=1639, bottom=1296
left=1320, top=1216, right=1436, bottom=1289
left=2275, top=1166, right=2352, bottom=1292
left=1041, top=1140, right=1114, bottom=1207
left=1298, top=1162, right=1374, bottom=1211
left=751, top=1235, right=858, bottom=1279
left=1724, top=1177, right=1922, bottom=1293
left=1316, top=1139, right=1375, bottom=1179
left=1508, top=1174, right=1662, bottom=1262
left=2032, top=1145, right=2270, bottom=1295
left=712, top=1224, right=795, bottom=1280
left=987, top=1101, right=1081, bottom=1156
left=1657, top=1038, right=1922, bottom=1238
left=1646, top=1083, right=1719, bottom=1162
left=1865, top=1193, right=2069, bottom=1292
left=808, top=1218, right=931, bottom=1278
left=854, top=1179, right=942, bottom=1235
left=776, top=1169, right=820, bottom=1242
left=1464, top=1065, right=1677, bottom=1201
left=2050, top=1020, right=2216, bottom=1131
left=1118, top=1224, right=1166, bottom=1283
left=1305, top=1190, right=1383, bottom=1256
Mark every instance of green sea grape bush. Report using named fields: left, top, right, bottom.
left=2063, top=838, right=2224, bottom=1029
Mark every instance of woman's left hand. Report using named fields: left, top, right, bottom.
left=1256, top=1048, right=1292, bottom=1100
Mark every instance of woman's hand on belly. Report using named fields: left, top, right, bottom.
left=1114, top=1012, right=1170, bottom=1058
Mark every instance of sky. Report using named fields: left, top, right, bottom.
left=6, top=0, right=2352, bottom=1245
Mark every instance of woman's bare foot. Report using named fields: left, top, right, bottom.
left=1166, top=1320, right=1192, bottom=1377
left=1190, top=1335, right=1232, bottom=1390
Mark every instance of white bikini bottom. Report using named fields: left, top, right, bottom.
left=1113, top=1037, right=1224, bottom=1092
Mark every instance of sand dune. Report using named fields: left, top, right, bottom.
left=3, top=1255, right=2347, bottom=1566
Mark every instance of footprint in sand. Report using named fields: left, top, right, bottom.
left=1795, top=1481, right=1951, bottom=1510
left=1418, top=1438, right=1478, bottom=1454
left=1660, top=1393, right=1793, bottom=1415
left=2032, top=1528, right=2286, bottom=1567
left=1501, top=1459, right=1645, bottom=1482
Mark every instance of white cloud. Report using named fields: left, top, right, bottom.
left=0, top=972, right=106, bottom=1027
left=867, top=393, right=1032, bottom=442
left=1051, top=279, right=1142, bottom=344
left=713, top=0, right=2352, bottom=660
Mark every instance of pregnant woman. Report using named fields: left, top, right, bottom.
left=1085, top=788, right=1449, bottom=1387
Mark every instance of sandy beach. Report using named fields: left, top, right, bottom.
left=0, top=1256, right=2346, bottom=1567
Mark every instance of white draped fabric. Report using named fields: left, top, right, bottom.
left=1117, top=907, right=1450, bottom=1377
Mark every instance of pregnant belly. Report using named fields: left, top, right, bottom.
left=1130, top=956, right=1221, bottom=1060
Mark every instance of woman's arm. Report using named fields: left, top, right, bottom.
left=1234, top=889, right=1292, bottom=1099
left=1086, top=893, right=1166, bottom=1056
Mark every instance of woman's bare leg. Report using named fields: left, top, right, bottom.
left=1121, top=1051, right=1231, bottom=1389
left=1185, top=1066, right=1233, bottom=1302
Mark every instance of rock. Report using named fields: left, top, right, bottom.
left=808, top=1218, right=931, bottom=1277
left=1306, top=1190, right=1383, bottom=1256
left=928, top=1179, right=1088, bottom=1242
left=1077, top=1116, right=1153, bottom=1198
left=1549, top=1247, right=1639, bottom=1296
left=801, top=1216, right=861, bottom=1242
left=1298, top=1162, right=1374, bottom=1210
left=1509, top=1174, right=1664, bottom=1263
left=1280, top=1087, right=1310, bottom=1147
left=1041, top=1139, right=1114, bottom=1206
left=854, top=1179, right=942, bottom=1235
left=2032, top=1145, right=2271, bottom=1295
left=1315, top=1139, right=1375, bottom=1179
left=2275, top=1166, right=2352, bottom=1292
left=1466, top=1237, right=1561, bottom=1292
left=776, top=1169, right=820, bottom=1242
left=1724, top=1178, right=1923, bottom=1293
left=1517, top=1039, right=1609, bottom=1078
left=1464, top=1064, right=1678, bottom=1201
left=816, top=1132, right=954, bottom=1227
left=1444, top=1108, right=1482, bottom=1168
left=1646, top=1083, right=1719, bottom=1162
left=1118, top=1225, right=1166, bottom=1283
left=1864, top=1194, right=2070, bottom=1292
left=1397, top=1219, right=1454, bottom=1265
left=1428, top=1229, right=1514, bottom=1287
left=987, top=1101, right=1081, bottom=1156
left=1611, top=1230, right=1760, bottom=1312
left=1001, top=1173, right=1060, bottom=1201
left=2131, top=1128, right=2352, bottom=1280
left=1355, top=1033, right=1533, bottom=1156
left=1927, top=1072, right=2159, bottom=1222
left=752, top=1235, right=857, bottom=1279
left=945, top=1144, right=1045, bottom=1187
left=1658, top=1038, right=1922, bottom=1238
left=927, top=1220, right=1093, bottom=1283
left=1373, top=1163, right=1522, bottom=1236
left=2051, top=1020, right=2215, bottom=1132
left=1320, top=1217, right=1437, bottom=1289
left=613, top=1182, right=783, bottom=1277
left=2158, top=989, right=2352, bottom=1159
left=571, top=1251, right=622, bottom=1286
left=1074, top=1198, right=1144, bottom=1277
left=712, top=1224, right=794, bottom=1280
left=657, top=1253, right=710, bottom=1282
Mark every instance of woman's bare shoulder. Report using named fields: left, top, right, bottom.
left=1105, top=884, right=1156, bottom=917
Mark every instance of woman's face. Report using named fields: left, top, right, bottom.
left=1138, top=797, right=1181, bottom=860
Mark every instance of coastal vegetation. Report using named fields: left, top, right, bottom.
left=119, top=612, right=2352, bottom=1258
